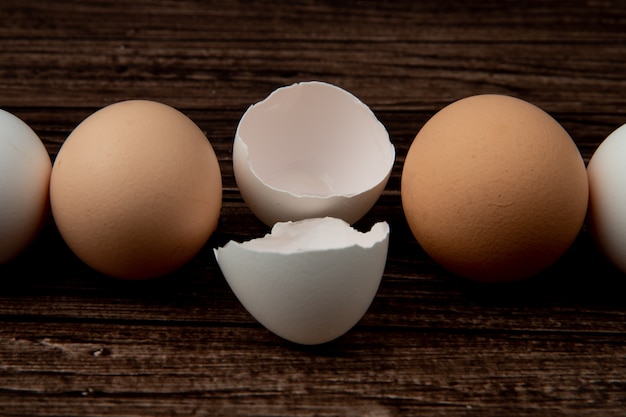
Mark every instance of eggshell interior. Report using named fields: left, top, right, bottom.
left=234, top=81, right=395, bottom=226
left=214, top=217, right=389, bottom=345
left=239, top=217, right=388, bottom=253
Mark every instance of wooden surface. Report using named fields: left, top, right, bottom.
left=1, top=1, right=626, bottom=416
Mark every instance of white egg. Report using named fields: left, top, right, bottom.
left=214, top=217, right=389, bottom=345
left=0, top=109, right=52, bottom=263
left=233, top=81, right=395, bottom=226
left=587, top=123, right=626, bottom=273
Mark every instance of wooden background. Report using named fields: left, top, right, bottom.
left=1, top=1, right=625, bottom=416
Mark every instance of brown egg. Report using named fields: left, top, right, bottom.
left=401, top=94, right=588, bottom=282
left=50, top=100, right=222, bottom=280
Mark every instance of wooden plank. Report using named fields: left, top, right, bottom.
left=0, top=1, right=625, bottom=415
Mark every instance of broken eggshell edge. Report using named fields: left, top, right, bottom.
left=213, top=217, right=390, bottom=345
left=233, top=81, right=395, bottom=226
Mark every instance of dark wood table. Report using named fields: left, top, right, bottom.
left=1, top=1, right=625, bottom=416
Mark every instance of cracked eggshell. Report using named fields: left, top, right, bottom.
left=213, top=217, right=389, bottom=345
left=233, top=81, right=395, bottom=226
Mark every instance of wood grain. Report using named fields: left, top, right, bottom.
left=1, top=1, right=625, bottom=416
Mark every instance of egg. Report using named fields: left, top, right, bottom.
left=0, top=109, right=52, bottom=264
left=401, top=94, right=589, bottom=282
left=214, top=217, right=389, bottom=345
left=50, top=100, right=222, bottom=280
left=587, top=123, right=626, bottom=274
left=233, top=81, right=395, bottom=226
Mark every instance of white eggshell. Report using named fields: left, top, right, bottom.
left=214, top=217, right=390, bottom=345
left=587, top=123, right=626, bottom=273
left=0, top=109, right=52, bottom=263
left=233, top=81, right=395, bottom=226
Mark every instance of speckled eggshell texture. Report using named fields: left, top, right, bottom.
left=50, top=100, right=222, bottom=280
left=401, top=94, right=589, bottom=282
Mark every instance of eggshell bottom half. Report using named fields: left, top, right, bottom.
left=587, top=124, right=626, bottom=274
left=214, top=218, right=390, bottom=345
left=50, top=100, right=222, bottom=280
left=401, top=94, right=589, bottom=282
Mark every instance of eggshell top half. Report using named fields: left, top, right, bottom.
left=587, top=123, right=626, bottom=274
left=233, top=81, right=395, bottom=226
left=0, top=109, right=52, bottom=264
left=214, top=217, right=389, bottom=345
left=50, top=100, right=222, bottom=280
left=401, top=94, right=589, bottom=282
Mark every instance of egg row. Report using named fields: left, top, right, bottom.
left=0, top=81, right=623, bottom=344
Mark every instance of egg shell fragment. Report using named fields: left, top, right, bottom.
left=214, top=217, right=389, bottom=345
left=233, top=81, right=395, bottom=226
left=587, top=123, right=626, bottom=274
left=0, top=109, right=52, bottom=264
left=50, top=100, right=222, bottom=280
left=401, top=94, right=589, bottom=282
